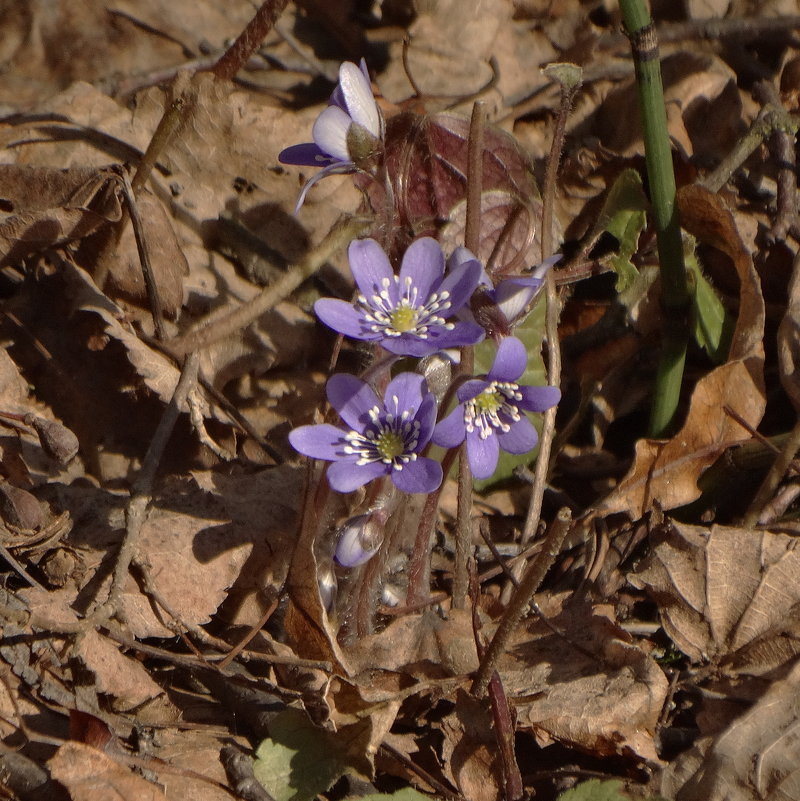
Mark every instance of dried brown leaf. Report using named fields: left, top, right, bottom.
left=632, top=521, right=800, bottom=674
left=498, top=595, right=668, bottom=762
left=661, top=660, right=800, bottom=801
left=48, top=741, right=167, bottom=801
left=73, top=629, right=164, bottom=712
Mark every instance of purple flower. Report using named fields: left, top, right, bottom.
left=432, top=336, right=560, bottom=480
left=289, top=372, right=442, bottom=494
left=314, top=238, right=485, bottom=357
left=279, top=60, right=383, bottom=211
left=453, top=249, right=561, bottom=338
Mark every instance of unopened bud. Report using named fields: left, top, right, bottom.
left=334, top=508, right=387, bottom=567
left=29, top=417, right=79, bottom=464
left=318, top=564, right=338, bottom=613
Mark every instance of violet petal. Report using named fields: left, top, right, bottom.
left=496, top=416, right=538, bottom=454
left=488, top=336, right=527, bottom=382
left=437, top=259, right=483, bottom=315
left=432, top=405, right=467, bottom=448
left=466, top=430, right=500, bottom=479
left=384, top=372, right=426, bottom=418
left=289, top=424, right=346, bottom=460
left=327, top=460, right=387, bottom=493
left=517, top=384, right=561, bottom=412
left=314, top=299, right=378, bottom=340
left=398, top=237, right=445, bottom=303
left=391, top=457, right=443, bottom=494
left=278, top=142, right=334, bottom=166
left=326, top=374, right=380, bottom=431
left=348, top=238, right=396, bottom=301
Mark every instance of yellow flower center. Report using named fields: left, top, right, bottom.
left=474, top=387, right=502, bottom=415
left=389, top=303, right=419, bottom=333
left=375, top=431, right=405, bottom=461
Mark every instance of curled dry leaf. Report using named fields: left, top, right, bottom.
left=370, top=111, right=545, bottom=274
left=660, top=659, right=800, bottom=801
left=592, top=185, right=765, bottom=520
left=632, top=521, right=800, bottom=675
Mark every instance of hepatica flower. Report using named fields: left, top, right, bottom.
left=453, top=248, right=562, bottom=338
left=289, top=372, right=442, bottom=494
left=315, top=237, right=484, bottom=357
left=432, top=336, right=560, bottom=479
left=279, top=59, right=384, bottom=211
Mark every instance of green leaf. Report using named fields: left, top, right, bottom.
left=685, top=247, right=732, bottom=364
left=471, top=296, right=549, bottom=490
left=556, top=779, right=629, bottom=801
left=357, top=789, right=437, bottom=801
left=253, top=709, right=349, bottom=801
left=596, top=169, right=648, bottom=292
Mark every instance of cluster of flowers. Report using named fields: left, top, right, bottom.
left=281, top=61, right=560, bottom=565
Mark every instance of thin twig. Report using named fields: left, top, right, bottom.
left=166, top=215, right=372, bottom=357
left=96, top=352, right=200, bottom=620
left=519, top=69, right=576, bottom=548
left=211, top=0, right=290, bottom=82
left=472, top=507, right=572, bottom=697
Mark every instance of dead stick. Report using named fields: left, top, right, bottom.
left=99, top=352, right=199, bottom=619
left=167, top=215, right=372, bottom=358
left=212, top=0, right=290, bottom=82
left=472, top=507, right=572, bottom=697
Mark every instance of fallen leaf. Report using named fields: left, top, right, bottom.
left=660, top=659, right=800, bottom=801
left=48, top=741, right=167, bottom=801
left=631, top=521, right=800, bottom=674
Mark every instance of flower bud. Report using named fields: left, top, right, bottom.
left=334, top=509, right=387, bottom=567
left=318, top=564, right=338, bottom=613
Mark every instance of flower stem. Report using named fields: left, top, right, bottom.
left=620, top=0, right=690, bottom=437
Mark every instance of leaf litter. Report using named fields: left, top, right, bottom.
left=0, top=1, right=799, bottom=800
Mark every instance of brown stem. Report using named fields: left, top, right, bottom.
left=211, top=0, right=290, bottom=82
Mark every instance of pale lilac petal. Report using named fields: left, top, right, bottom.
left=488, top=336, right=527, bottom=382
left=339, top=61, right=381, bottom=139
left=398, top=238, right=444, bottom=302
left=338, top=61, right=381, bottom=138
left=289, top=424, right=346, bottom=460
left=312, top=105, right=352, bottom=161
left=391, top=457, right=442, bottom=494
left=314, top=299, right=379, bottom=340
left=327, top=460, right=387, bottom=493
left=497, top=416, right=538, bottom=454
left=384, top=372, right=425, bottom=418
left=494, top=276, right=542, bottom=323
left=432, top=405, right=467, bottom=448
left=437, top=258, right=483, bottom=314
left=466, top=430, right=500, bottom=479
left=326, top=374, right=380, bottom=431
left=335, top=514, right=382, bottom=566
left=531, top=253, right=562, bottom=280
left=348, top=239, right=395, bottom=300
left=517, top=385, right=561, bottom=412
left=278, top=143, right=334, bottom=167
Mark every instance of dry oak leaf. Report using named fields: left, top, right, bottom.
left=660, top=658, right=800, bottom=801
left=498, top=595, right=668, bottom=763
left=631, top=521, right=800, bottom=674
left=778, top=250, right=800, bottom=410
left=48, top=741, right=167, bottom=801
left=73, top=629, right=164, bottom=712
left=591, top=185, right=765, bottom=520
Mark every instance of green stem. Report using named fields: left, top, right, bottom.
left=620, top=0, right=690, bottom=437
